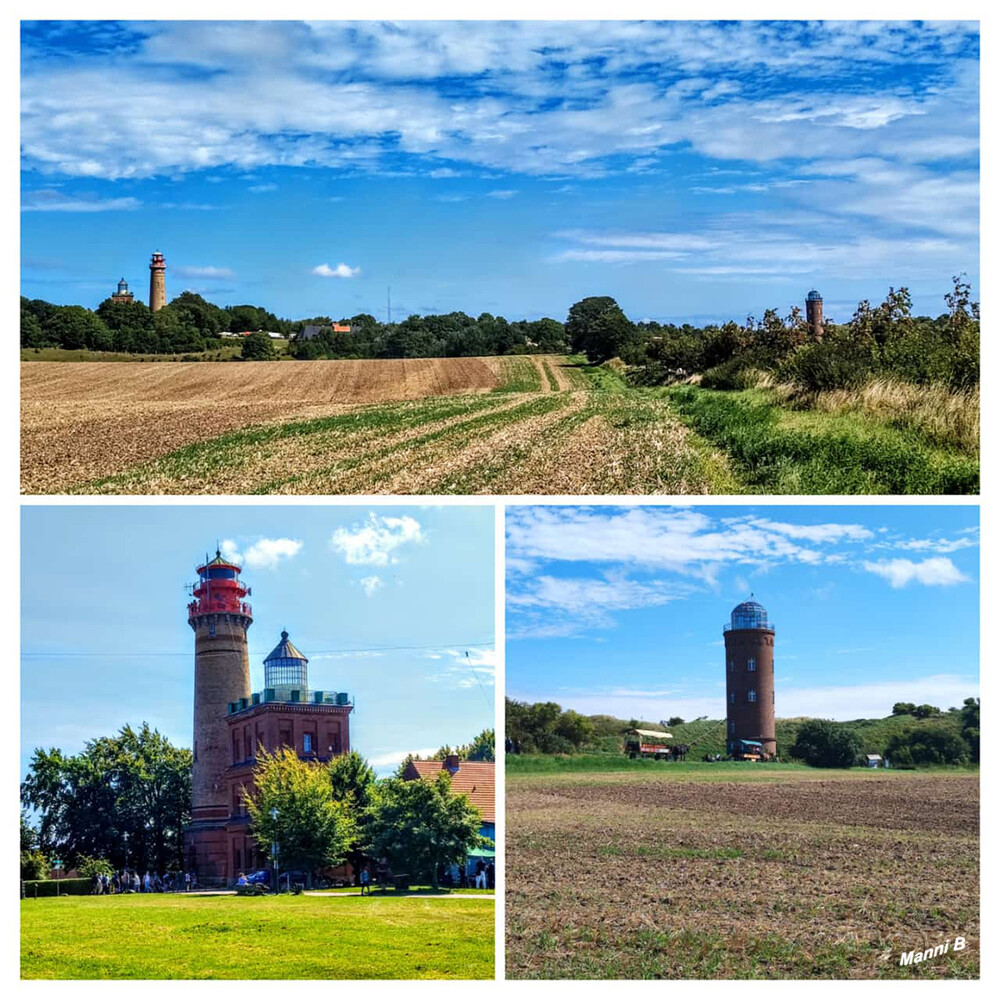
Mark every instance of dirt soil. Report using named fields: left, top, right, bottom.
left=506, top=770, right=979, bottom=979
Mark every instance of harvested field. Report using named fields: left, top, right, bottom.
left=23, top=355, right=736, bottom=495
left=507, top=767, right=979, bottom=979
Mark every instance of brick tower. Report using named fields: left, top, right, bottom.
left=149, top=251, right=166, bottom=312
left=184, top=549, right=253, bottom=881
left=806, top=289, right=823, bottom=341
left=724, top=598, right=776, bottom=758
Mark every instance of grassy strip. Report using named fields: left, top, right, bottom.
left=507, top=754, right=815, bottom=776
left=258, top=394, right=567, bottom=493
left=666, top=386, right=979, bottom=494
left=22, top=894, right=493, bottom=979
left=496, top=355, right=544, bottom=392
left=21, top=346, right=253, bottom=363
left=565, top=355, right=628, bottom=392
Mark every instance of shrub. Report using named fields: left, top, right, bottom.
left=700, top=355, right=766, bottom=390
left=21, top=849, right=49, bottom=881
left=885, top=725, right=970, bottom=765
left=789, top=719, right=862, bottom=768
left=785, top=338, right=873, bottom=391
left=22, top=878, right=92, bottom=897
left=241, top=332, right=277, bottom=361
left=77, top=856, right=114, bottom=879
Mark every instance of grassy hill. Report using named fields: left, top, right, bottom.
left=578, top=709, right=969, bottom=760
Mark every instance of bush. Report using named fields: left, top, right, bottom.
left=789, top=719, right=862, bottom=768
left=21, top=849, right=49, bottom=881
left=885, top=724, right=970, bottom=766
left=77, top=856, right=114, bottom=879
left=241, top=332, right=276, bottom=361
left=22, top=878, right=92, bottom=897
left=700, top=355, right=765, bottom=390
left=784, top=338, right=873, bottom=391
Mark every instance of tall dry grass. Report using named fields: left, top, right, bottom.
left=773, top=378, right=979, bottom=453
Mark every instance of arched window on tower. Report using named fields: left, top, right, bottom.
left=728, top=691, right=735, bottom=704
left=728, top=721, right=735, bottom=734
left=747, top=689, right=757, bottom=703
left=747, top=657, right=756, bottom=672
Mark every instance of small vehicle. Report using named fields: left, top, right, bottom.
left=625, top=728, right=674, bottom=760
left=731, top=739, right=771, bottom=762
left=246, top=869, right=270, bottom=886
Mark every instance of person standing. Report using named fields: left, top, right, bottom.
left=475, top=859, right=486, bottom=889
left=360, top=866, right=371, bottom=896
left=486, top=862, right=495, bottom=890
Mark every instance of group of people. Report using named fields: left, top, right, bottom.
left=90, top=869, right=200, bottom=894
left=473, top=859, right=495, bottom=889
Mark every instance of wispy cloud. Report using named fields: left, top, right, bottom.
left=22, top=190, right=141, bottom=212
left=174, top=264, right=235, bottom=280
left=862, top=557, right=970, bottom=588
left=359, top=575, right=384, bottom=597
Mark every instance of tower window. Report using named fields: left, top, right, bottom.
left=728, top=692, right=735, bottom=704
left=747, top=689, right=757, bottom=703
left=747, top=657, right=756, bottom=672
left=728, top=721, right=735, bottom=734
left=728, top=659, right=734, bottom=672
left=209, top=621, right=216, bottom=638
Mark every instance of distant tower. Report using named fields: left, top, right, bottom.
left=264, top=630, right=309, bottom=695
left=111, top=277, right=135, bottom=304
left=724, top=598, right=776, bottom=757
left=184, top=549, right=253, bottom=879
left=806, top=289, right=823, bottom=341
left=149, top=252, right=167, bottom=312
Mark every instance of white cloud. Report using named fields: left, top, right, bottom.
left=330, top=513, right=424, bottom=566
left=487, top=189, right=518, bottom=199
left=863, top=557, right=970, bottom=589
left=220, top=537, right=303, bottom=569
left=359, top=575, right=384, bottom=597
left=312, top=262, right=360, bottom=278
left=174, top=265, right=235, bottom=279
left=248, top=182, right=277, bottom=192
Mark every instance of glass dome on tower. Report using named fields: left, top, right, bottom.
left=727, top=598, right=773, bottom=631
left=806, top=289, right=822, bottom=301
left=264, top=630, right=309, bottom=688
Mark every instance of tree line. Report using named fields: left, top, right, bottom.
left=505, top=697, right=980, bottom=768
left=21, top=723, right=494, bottom=888
left=568, top=275, right=979, bottom=393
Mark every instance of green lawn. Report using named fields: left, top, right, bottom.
left=21, top=893, right=494, bottom=979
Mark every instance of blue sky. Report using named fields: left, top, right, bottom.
left=506, top=505, right=979, bottom=722
left=21, top=505, right=495, bottom=779
left=20, top=20, right=979, bottom=324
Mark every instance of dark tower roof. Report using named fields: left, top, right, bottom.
left=806, top=289, right=822, bottom=301
left=264, top=630, right=309, bottom=665
left=729, top=598, right=773, bottom=631
left=200, top=548, right=241, bottom=571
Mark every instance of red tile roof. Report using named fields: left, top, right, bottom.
left=403, top=760, right=495, bottom=824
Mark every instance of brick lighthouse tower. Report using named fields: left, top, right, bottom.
left=805, top=289, right=824, bottom=341
left=724, top=598, right=776, bottom=758
left=184, top=549, right=253, bottom=880
left=149, top=251, right=167, bottom=312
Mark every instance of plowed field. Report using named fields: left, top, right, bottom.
left=21, top=356, right=735, bottom=495
left=507, top=766, right=979, bottom=979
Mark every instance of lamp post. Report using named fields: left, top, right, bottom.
left=270, top=807, right=279, bottom=893
left=123, top=831, right=129, bottom=870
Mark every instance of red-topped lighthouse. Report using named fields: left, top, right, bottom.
left=184, top=549, right=253, bottom=879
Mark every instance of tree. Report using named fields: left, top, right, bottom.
left=245, top=747, right=353, bottom=880
left=911, top=704, right=940, bottom=720
left=667, top=717, right=685, bottom=727
left=20, top=813, right=48, bottom=880
left=366, top=772, right=487, bottom=889
left=564, top=296, right=636, bottom=363
left=944, top=273, right=979, bottom=344
left=555, top=710, right=594, bottom=749
left=77, top=855, right=114, bottom=878
left=20, top=309, right=46, bottom=348
left=892, top=702, right=917, bottom=716
left=20, top=724, right=191, bottom=871
left=328, top=751, right=377, bottom=884
left=959, top=697, right=979, bottom=763
left=789, top=719, right=862, bottom=768
left=241, top=332, right=277, bottom=361
left=44, top=306, right=112, bottom=351
left=463, top=729, right=495, bottom=762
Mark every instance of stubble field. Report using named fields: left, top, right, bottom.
left=21, top=355, right=734, bottom=494
left=506, top=765, right=979, bottom=979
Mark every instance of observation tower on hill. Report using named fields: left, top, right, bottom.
left=149, top=251, right=167, bottom=312
left=724, top=598, right=776, bottom=757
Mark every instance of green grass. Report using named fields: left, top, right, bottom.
left=566, top=354, right=629, bottom=392
left=496, top=355, right=544, bottom=392
left=665, top=385, right=979, bottom=494
left=21, top=893, right=494, bottom=979
left=507, top=754, right=815, bottom=778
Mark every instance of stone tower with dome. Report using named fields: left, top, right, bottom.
left=723, top=598, right=776, bottom=757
